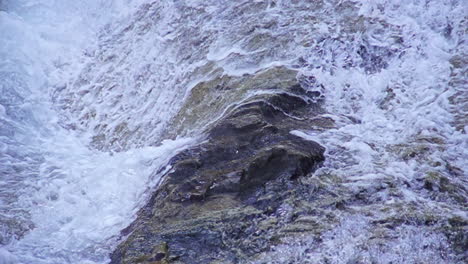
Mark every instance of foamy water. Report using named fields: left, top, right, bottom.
left=1, top=0, right=466, bottom=263
left=1, top=1, right=195, bottom=263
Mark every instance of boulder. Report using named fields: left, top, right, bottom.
left=110, top=67, right=329, bottom=263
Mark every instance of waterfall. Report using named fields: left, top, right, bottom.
left=1, top=0, right=466, bottom=263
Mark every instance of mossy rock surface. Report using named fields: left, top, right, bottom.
left=110, top=67, right=331, bottom=263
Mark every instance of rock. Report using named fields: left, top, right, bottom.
left=166, top=66, right=326, bottom=139
left=110, top=67, right=328, bottom=263
left=445, top=216, right=468, bottom=256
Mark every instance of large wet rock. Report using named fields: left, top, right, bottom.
left=110, top=67, right=331, bottom=263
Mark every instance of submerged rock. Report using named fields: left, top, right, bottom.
left=110, top=67, right=330, bottom=263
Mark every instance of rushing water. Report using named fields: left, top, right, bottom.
left=0, top=1, right=195, bottom=263
left=1, top=0, right=467, bottom=263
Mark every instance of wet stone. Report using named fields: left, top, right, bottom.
left=110, top=67, right=327, bottom=264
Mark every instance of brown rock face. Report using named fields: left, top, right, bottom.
left=110, top=67, right=331, bottom=264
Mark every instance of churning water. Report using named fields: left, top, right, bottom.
left=0, top=0, right=466, bottom=263
left=0, top=1, right=195, bottom=263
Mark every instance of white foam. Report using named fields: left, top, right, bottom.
left=8, top=134, right=194, bottom=264
left=1, top=0, right=195, bottom=263
left=297, top=0, right=467, bottom=194
left=253, top=215, right=457, bottom=264
left=1, top=0, right=466, bottom=263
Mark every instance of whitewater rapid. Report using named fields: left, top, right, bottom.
left=0, top=0, right=466, bottom=263
left=0, top=1, right=195, bottom=263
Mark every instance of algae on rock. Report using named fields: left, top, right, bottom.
left=110, top=67, right=329, bottom=263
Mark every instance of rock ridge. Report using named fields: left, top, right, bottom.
left=110, top=67, right=330, bottom=263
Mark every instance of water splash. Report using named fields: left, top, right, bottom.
left=1, top=1, right=195, bottom=263
left=1, top=0, right=466, bottom=263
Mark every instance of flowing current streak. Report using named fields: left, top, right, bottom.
left=0, top=1, right=194, bottom=263
left=0, top=0, right=467, bottom=263
left=287, top=0, right=467, bottom=262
